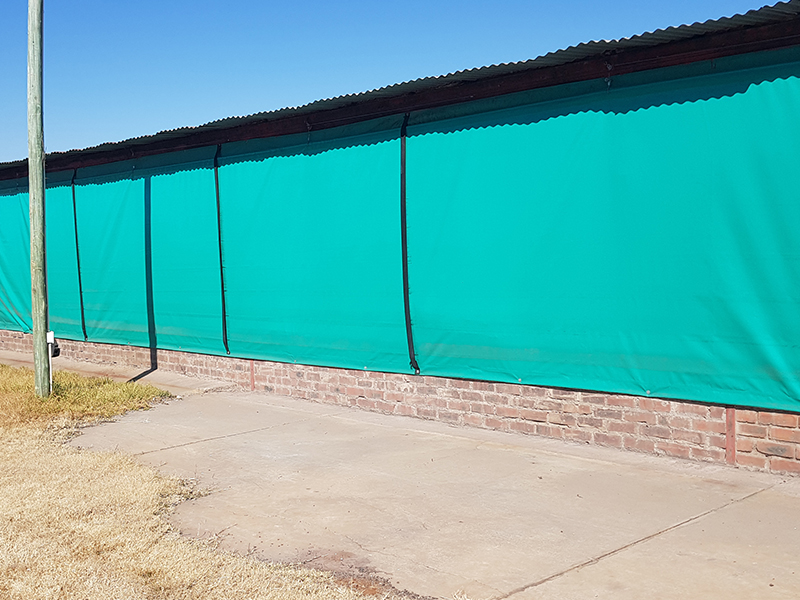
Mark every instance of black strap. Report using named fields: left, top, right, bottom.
left=143, top=176, right=157, bottom=369
left=400, top=113, right=420, bottom=374
left=71, top=170, right=88, bottom=340
left=214, top=145, right=231, bottom=354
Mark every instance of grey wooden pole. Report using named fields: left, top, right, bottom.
left=28, top=0, right=51, bottom=397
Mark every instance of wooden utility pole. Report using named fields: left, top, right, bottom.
left=28, top=0, right=50, bottom=396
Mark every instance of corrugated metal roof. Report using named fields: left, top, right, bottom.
left=3, top=0, right=800, bottom=172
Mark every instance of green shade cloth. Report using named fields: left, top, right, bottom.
left=218, top=133, right=410, bottom=372
left=0, top=53, right=798, bottom=414
left=74, top=175, right=149, bottom=346
left=406, top=69, right=800, bottom=412
left=0, top=189, right=31, bottom=332
left=149, top=165, right=227, bottom=355
left=44, top=183, right=84, bottom=340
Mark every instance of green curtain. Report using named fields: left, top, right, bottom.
left=0, top=186, right=31, bottom=332
left=2, top=55, right=799, bottom=414
left=406, top=69, right=800, bottom=412
left=44, top=182, right=84, bottom=340
left=218, top=133, right=410, bottom=372
left=74, top=173, right=149, bottom=346
left=149, top=162, right=227, bottom=355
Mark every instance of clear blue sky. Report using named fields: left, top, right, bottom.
left=0, top=0, right=770, bottom=163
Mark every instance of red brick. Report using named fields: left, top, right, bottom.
left=737, top=453, right=767, bottom=469
left=483, top=393, right=508, bottom=406
left=623, top=437, right=655, bottom=453
left=394, top=404, right=416, bottom=417
left=469, top=402, right=494, bottom=415
left=623, top=411, right=657, bottom=425
left=463, top=413, right=483, bottom=426
left=495, top=405, right=520, bottom=419
left=655, top=442, right=691, bottom=459
left=639, top=398, right=672, bottom=412
left=564, top=429, right=593, bottom=443
left=642, top=425, right=671, bottom=440
left=771, top=427, right=800, bottom=444
left=428, top=397, right=448, bottom=409
left=736, top=409, right=758, bottom=423
left=736, top=437, right=755, bottom=452
left=594, top=432, right=623, bottom=448
left=437, top=410, right=461, bottom=423
left=554, top=414, right=577, bottom=427
left=770, top=457, right=800, bottom=474
left=446, top=399, right=470, bottom=412
left=691, top=419, right=726, bottom=434
left=606, top=395, right=636, bottom=408
left=417, top=407, right=437, bottom=419
left=690, top=447, right=725, bottom=462
left=660, top=415, right=691, bottom=429
left=538, top=400, right=564, bottom=411
left=581, top=394, right=609, bottom=405
left=560, top=402, right=580, bottom=414
left=677, top=403, right=708, bottom=416
left=373, top=400, right=396, bottom=413
left=758, top=412, right=799, bottom=427
left=495, top=383, right=521, bottom=396
left=516, top=396, right=544, bottom=409
left=607, top=421, right=637, bottom=435
left=520, top=385, right=547, bottom=398
left=355, top=397, right=377, bottom=410
left=755, top=440, right=793, bottom=458
left=520, top=409, right=548, bottom=423
left=709, top=406, right=725, bottom=419
left=577, top=416, right=603, bottom=428
left=448, top=379, right=471, bottom=390
left=672, top=429, right=703, bottom=445
left=738, top=423, right=767, bottom=438
left=472, top=381, right=495, bottom=392
left=536, top=424, right=564, bottom=439
left=484, top=417, right=506, bottom=430
left=595, top=409, right=622, bottom=420
left=549, top=389, right=577, bottom=400
left=509, top=420, right=537, bottom=434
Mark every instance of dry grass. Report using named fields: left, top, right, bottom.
left=0, top=365, right=401, bottom=600
left=0, top=363, right=170, bottom=428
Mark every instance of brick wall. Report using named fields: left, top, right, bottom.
left=1, top=329, right=798, bottom=476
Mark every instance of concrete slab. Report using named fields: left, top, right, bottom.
left=71, top=390, right=800, bottom=600
left=508, top=479, right=800, bottom=600
left=0, top=349, right=227, bottom=396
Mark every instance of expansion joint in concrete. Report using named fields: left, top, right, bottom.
left=496, top=485, right=775, bottom=600
left=135, top=419, right=308, bottom=456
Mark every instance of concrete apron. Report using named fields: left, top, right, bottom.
left=71, top=390, right=799, bottom=600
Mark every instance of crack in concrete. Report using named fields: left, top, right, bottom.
left=135, top=419, right=309, bottom=456
left=496, top=484, right=776, bottom=600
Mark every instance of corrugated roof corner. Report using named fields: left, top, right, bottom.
left=2, top=0, right=800, bottom=171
